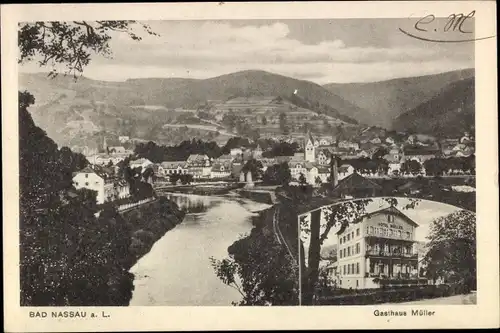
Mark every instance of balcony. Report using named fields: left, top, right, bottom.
left=365, top=249, right=418, bottom=259
left=365, top=272, right=419, bottom=279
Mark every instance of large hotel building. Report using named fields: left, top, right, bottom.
left=333, top=206, right=421, bottom=289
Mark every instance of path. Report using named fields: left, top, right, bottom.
left=395, top=293, right=477, bottom=305
left=273, top=205, right=297, bottom=265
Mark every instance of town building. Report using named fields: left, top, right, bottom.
left=88, top=153, right=127, bottom=166
left=158, top=161, right=188, bottom=177
left=402, top=147, right=440, bottom=164
left=330, top=172, right=383, bottom=198
left=252, top=145, right=264, bottom=159
left=72, top=165, right=130, bottom=204
left=334, top=206, right=421, bottom=289
left=130, top=158, right=154, bottom=171
left=230, top=147, right=244, bottom=156
left=210, top=163, right=231, bottom=179
left=338, top=164, right=355, bottom=180
left=108, top=146, right=129, bottom=154
left=118, top=136, right=130, bottom=143
left=305, top=132, right=316, bottom=163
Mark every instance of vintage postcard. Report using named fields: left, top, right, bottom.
left=2, top=1, right=499, bottom=331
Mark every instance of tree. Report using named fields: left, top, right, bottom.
left=401, top=159, right=422, bottom=176
left=170, top=173, right=180, bottom=185
left=18, top=20, right=159, bottom=306
left=279, top=112, right=288, bottom=135
left=242, top=159, right=264, bottom=180
left=300, top=197, right=420, bottom=305
left=423, top=210, right=476, bottom=292
left=298, top=173, right=307, bottom=185
left=210, top=215, right=299, bottom=305
left=19, top=21, right=158, bottom=77
left=373, top=147, right=389, bottom=160
left=180, top=174, right=193, bottom=185
left=262, top=163, right=291, bottom=186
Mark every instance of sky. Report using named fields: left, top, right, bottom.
left=20, top=19, right=475, bottom=84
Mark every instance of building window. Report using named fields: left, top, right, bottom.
left=351, top=231, right=354, bottom=239
left=387, top=215, right=394, bottom=223
left=356, top=263, right=360, bottom=274
left=356, top=228, right=360, bottom=236
left=370, top=226, right=374, bottom=234
left=343, top=265, right=346, bottom=275
left=356, top=243, right=360, bottom=254
left=356, top=280, right=359, bottom=288
left=339, top=250, right=342, bottom=259
left=406, top=231, right=410, bottom=239
left=347, top=234, right=350, bottom=241
left=347, top=247, right=351, bottom=256
left=347, top=265, right=350, bottom=274
left=340, top=238, right=343, bottom=245
left=85, top=182, right=89, bottom=186
left=85, top=174, right=89, bottom=178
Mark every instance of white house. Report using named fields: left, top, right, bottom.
left=118, top=136, right=130, bottom=143
left=316, top=149, right=330, bottom=165
left=338, top=164, right=355, bottom=180
left=230, top=147, right=244, bottom=156
left=385, top=137, right=396, bottom=145
left=319, top=138, right=330, bottom=146
left=72, top=165, right=130, bottom=204
left=108, top=146, right=129, bottom=154
left=129, top=158, right=154, bottom=171
left=210, top=163, right=231, bottom=179
left=158, top=161, right=188, bottom=177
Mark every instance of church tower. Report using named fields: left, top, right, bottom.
left=305, top=131, right=315, bottom=162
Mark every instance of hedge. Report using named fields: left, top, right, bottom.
left=316, top=284, right=460, bottom=305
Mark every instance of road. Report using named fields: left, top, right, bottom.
left=272, top=205, right=297, bottom=265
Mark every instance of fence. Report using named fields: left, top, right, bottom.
left=94, top=197, right=156, bottom=217
left=117, top=197, right=155, bottom=212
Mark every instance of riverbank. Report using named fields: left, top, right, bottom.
left=129, top=193, right=269, bottom=305
left=237, top=189, right=274, bottom=205
left=155, top=182, right=244, bottom=196
left=121, top=197, right=186, bottom=267
left=97, top=197, right=185, bottom=306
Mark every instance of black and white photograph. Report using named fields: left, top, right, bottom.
left=3, top=1, right=498, bottom=331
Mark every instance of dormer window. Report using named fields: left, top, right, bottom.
left=387, top=215, right=394, bottom=223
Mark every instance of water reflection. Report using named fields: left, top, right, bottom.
left=162, top=192, right=220, bottom=214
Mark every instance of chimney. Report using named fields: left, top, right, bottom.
left=330, top=155, right=338, bottom=187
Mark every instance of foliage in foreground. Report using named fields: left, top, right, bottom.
left=210, top=210, right=299, bottom=306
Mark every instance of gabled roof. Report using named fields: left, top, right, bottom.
left=187, top=154, right=208, bottom=161
left=218, top=154, right=233, bottom=160
left=332, top=172, right=382, bottom=192
left=160, top=161, right=187, bottom=168
left=73, top=165, right=114, bottom=180
left=211, top=163, right=229, bottom=172
left=130, top=158, right=152, bottom=165
left=336, top=205, right=419, bottom=235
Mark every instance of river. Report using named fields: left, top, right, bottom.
left=129, top=192, right=271, bottom=306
